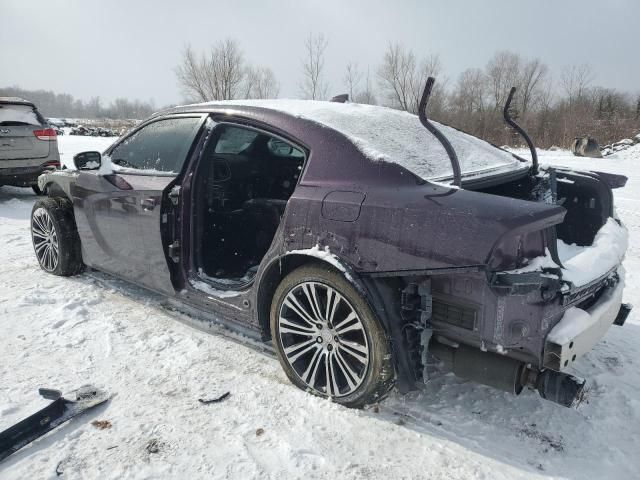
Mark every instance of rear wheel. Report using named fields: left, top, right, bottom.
left=270, top=265, right=393, bottom=408
left=31, top=197, right=83, bottom=276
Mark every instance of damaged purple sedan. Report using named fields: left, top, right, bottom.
left=32, top=79, right=630, bottom=408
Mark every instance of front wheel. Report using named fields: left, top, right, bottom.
left=31, top=197, right=84, bottom=276
left=270, top=265, right=393, bottom=408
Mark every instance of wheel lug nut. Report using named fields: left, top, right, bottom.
left=327, top=344, right=333, bottom=351
left=316, top=337, right=323, bottom=343
left=334, top=336, right=339, bottom=342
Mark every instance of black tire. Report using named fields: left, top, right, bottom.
left=32, top=184, right=45, bottom=196
left=270, top=264, right=394, bottom=408
left=31, top=197, right=84, bottom=276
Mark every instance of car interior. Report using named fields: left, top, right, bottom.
left=192, top=124, right=305, bottom=287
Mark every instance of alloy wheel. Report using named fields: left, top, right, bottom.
left=277, top=281, right=370, bottom=398
left=32, top=208, right=59, bottom=272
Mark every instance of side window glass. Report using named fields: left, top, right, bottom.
left=214, top=127, right=259, bottom=154
left=109, top=117, right=202, bottom=173
left=267, top=138, right=304, bottom=158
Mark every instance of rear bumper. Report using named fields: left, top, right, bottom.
left=0, top=163, right=59, bottom=186
left=543, top=267, right=627, bottom=371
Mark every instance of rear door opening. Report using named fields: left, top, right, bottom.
left=190, top=123, right=305, bottom=290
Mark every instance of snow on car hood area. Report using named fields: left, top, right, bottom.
left=197, top=99, right=525, bottom=181
left=1, top=138, right=640, bottom=479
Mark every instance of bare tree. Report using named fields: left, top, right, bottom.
left=520, top=58, right=549, bottom=117
left=354, top=67, right=377, bottom=105
left=343, top=61, right=362, bottom=101
left=377, top=43, right=417, bottom=111
left=175, top=39, right=246, bottom=101
left=86, top=96, right=102, bottom=118
left=377, top=44, right=443, bottom=114
left=300, top=33, right=329, bottom=100
left=449, top=68, right=488, bottom=136
left=413, top=54, right=444, bottom=115
left=243, top=66, right=280, bottom=99
left=175, top=45, right=210, bottom=102
left=211, top=39, right=245, bottom=100
left=561, top=64, right=594, bottom=105
left=485, top=51, right=522, bottom=111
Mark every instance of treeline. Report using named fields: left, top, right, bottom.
left=0, top=86, right=156, bottom=120
left=178, top=37, right=640, bottom=148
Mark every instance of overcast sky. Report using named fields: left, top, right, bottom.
left=1, top=0, right=638, bottom=107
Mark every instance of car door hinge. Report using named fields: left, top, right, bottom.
left=168, top=185, right=181, bottom=206
left=168, top=241, right=180, bottom=263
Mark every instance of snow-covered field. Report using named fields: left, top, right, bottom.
left=1, top=136, right=639, bottom=479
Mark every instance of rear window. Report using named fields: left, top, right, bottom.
left=205, top=100, right=525, bottom=181
left=0, top=104, right=42, bottom=126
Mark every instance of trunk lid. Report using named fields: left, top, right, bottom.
left=483, top=166, right=627, bottom=292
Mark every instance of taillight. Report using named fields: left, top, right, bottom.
left=33, top=128, right=57, bottom=141
left=43, top=160, right=61, bottom=169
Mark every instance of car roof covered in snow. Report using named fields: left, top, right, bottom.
left=0, top=97, right=36, bottom=107
left=166, top=99, right=528, bottom=182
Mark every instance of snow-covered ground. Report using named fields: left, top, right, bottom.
left=55, top=134, right=116, bottom=168
left=1, top=136, right=639, bottom=479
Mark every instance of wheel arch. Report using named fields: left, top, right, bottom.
left=255, top=252, right=371, bottom=341
left=38, top=173, right=74, bottom=203
left=255, top=251, right=422, bottom=393
left=44, top=181, right=71, bottom=201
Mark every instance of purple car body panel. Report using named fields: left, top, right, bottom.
left=37, top=101, right=628, bottom=405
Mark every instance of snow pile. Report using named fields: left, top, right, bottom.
left=193, top=99, right=525, bottom=182
left=0, top=104, right=40, bottom=126
left=509, top=218, right=628, bottom=287
left=601, top=134, right=640, bottom=156
left=547, top=267, right=625, bottom=345
left=614, top=141, right=640, bottom=162
left=559, top=218, right=628, bottom=286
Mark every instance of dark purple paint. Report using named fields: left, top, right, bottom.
left=42, top=103, right=624, bottom=396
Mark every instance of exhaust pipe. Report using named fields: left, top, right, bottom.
left=429, top=340, right=524, bottom=394
left=534, top=369, right=586, bottom=408
left=429, top=339, right=586, bottom=407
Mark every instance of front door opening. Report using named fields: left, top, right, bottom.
left=192, top=124, right=304, bottom=288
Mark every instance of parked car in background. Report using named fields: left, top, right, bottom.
left=0, top=97, right=60, bottom=195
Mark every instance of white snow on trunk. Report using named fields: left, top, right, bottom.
left=507, top=217, right=628, bottom=287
